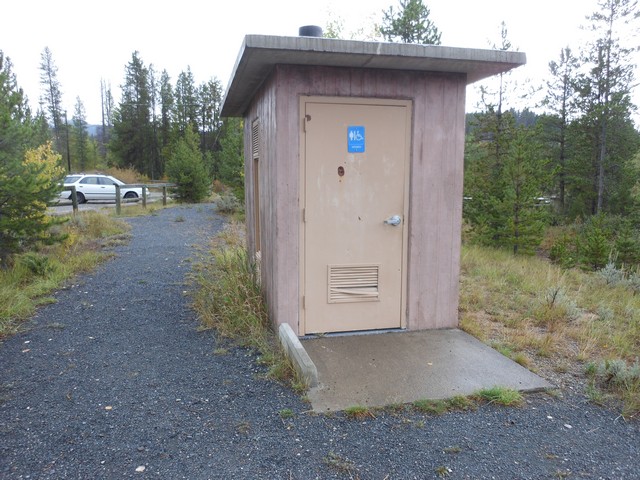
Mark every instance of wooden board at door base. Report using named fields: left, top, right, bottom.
left=300, top=97, right=411, bottom=335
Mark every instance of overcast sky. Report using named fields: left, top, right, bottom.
left=2, top=0, right=638, bottom=125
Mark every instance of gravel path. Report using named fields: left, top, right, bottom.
left=1, top=204, right=638, bottom=479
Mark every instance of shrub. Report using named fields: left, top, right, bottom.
left=165, top=129, right=210, bottom=203
left=0, top=142, right=67, bottom=267
left=216, top=193, right=242, bottom=215
left=549, top=234, right=577, bottom=268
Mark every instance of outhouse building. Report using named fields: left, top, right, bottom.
left=221, top=33, right=525, bottom=337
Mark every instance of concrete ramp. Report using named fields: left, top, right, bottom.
left=302, top=329, right=552, bottom=412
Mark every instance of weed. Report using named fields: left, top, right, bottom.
left=45, top=322, right=65, bottom=330
left=216, top=193, right=243, bottom=215
left=596, top=304, right=614, bottom=323
left=174, top=215, right=185, bottom=222
left=323, top=451, right=357, bottom=474
left=213, top=347, right=229, bottom=356
left=19, top=253, right=55, bottom=277
left=279, top=408, right=294, bottom=419
left=343, top=405, right=375, bottom=420
left=384, top=403, right=405, bottom=414
left=475, top=387, right=523, bottom=406
left=235, top=421, right=250, bottom=434
left=443, top=446, right=462, bottom=454
left=435, top=465, right=452, bottom=477
left=585, top=381, right=605, bottom=406
left=598, top=261, right=625, bottom=285
left=585, top=362, right=598, bottom=376
left=554, top=469, right=571, bottom=479
left=447, top=395, right=474, bottom=411
left=413, top=399, right=447, bottom=415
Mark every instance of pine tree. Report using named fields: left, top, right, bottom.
left=38, top=47, right=65, bottom=156
left=72, top=97, right=89, bottom=171
left=573, top=0, right=639, bottom=215
left=542, top=47, right=579, bottom=214
left=1, top=51, right=65, bottom=267
left=159, top=69, right=174, bottom=156
left=165, top=127, right=210, bottom=203
left=110, top=51, right=154, bottom=177
left=463, top=26, right=552, bottom=253
left=99, top=79, right=114, bottom=161
left=174, top=68, right=198, bottom=134
left=380, top=0, right=441, bottom=44
left=215, top=117, right=244, bottom=190
left=198, top=78, right=223, bottom=172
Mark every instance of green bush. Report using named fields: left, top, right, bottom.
left=165, top=128, right=210, bottom=203
left=0, top=143, right=67, bottom=268
left=547, top=215, right=639, bottom=272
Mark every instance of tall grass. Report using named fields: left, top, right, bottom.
left=460, top=243, right=640, bottom=418
left=0, top=211, right=130, bottom=338
left=191, top=222, right=302, bottom=389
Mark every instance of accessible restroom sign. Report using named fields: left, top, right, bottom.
left=347, top=126, right=365, bottom=153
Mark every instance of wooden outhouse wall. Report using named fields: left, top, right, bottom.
left=244, top=65, right=466, bottom=335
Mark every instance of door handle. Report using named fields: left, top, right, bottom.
left=384, top=215, right=402, bottom=226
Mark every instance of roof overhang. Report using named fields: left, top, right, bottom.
left=221, top=34, right=526, bottom=117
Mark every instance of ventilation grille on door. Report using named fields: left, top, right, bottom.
left=328, top=264, right=380, bottom=303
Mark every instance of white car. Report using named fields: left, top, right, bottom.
left=58, top=174, right=144, bottom=204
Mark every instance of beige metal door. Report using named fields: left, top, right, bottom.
left=302, top=97, right=411, bottom=334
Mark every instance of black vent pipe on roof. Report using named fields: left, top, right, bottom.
left=299, top=25, right=323, bottom=37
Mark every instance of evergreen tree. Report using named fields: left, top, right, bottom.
left=1, top=51, right=65, bottom=267
left=572, top=0, right=639, bottom=215
left=110, top=51, right=154, bottom=177
left=38, top=47, right=65, bottom=157
left=165, top=127, right=210, bottom=203
left=72, top=97, right=89, bottom=171
left=463, top=26, right=552, bottom=253
left=148, top=65, right=161, bottom=179
left=159, top=70, right=175, bottom=156
left=198, top=78, right=223, bottom=170
left=380, top=0, right=441, bottom=44
left=213, top=117, right=244, bottom=194
left=542, top=47, right=579, bottom=214
left=174, top=68, right=198, bottom=134
left=99, top=79, right=114, bottom=161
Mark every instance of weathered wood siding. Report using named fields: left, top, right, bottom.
left=244, top=65, right=466, bottom=334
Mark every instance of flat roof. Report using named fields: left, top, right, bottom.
left=221, top=35, right=526, bottom=117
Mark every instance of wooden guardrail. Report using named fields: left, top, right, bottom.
left=59, top=183, right=176, bottom=215
left=114, top=183, right=176, bottom=215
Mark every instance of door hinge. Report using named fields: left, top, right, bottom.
left=302, top=208, right=306, bottom=223
left=302, top=295, right=305, bottom=309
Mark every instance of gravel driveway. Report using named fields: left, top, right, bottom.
left=1, top=204, right=638, bottom=479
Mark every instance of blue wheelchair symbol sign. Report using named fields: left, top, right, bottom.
left=347, top=126, right=365, bottom=153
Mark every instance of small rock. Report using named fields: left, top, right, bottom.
left=135, top=465, right=146, bottom=472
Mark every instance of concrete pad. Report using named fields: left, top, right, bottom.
left=303, top=329, right=552, bottom=412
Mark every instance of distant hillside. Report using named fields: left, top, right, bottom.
left=87, top=125, right=101, bottom=137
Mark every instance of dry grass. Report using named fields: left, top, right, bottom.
left=190, top=221, right=304, bottom=390
left=459, top=244, right=640, bottom=417
left=0, top=211, right=130, bottom=338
